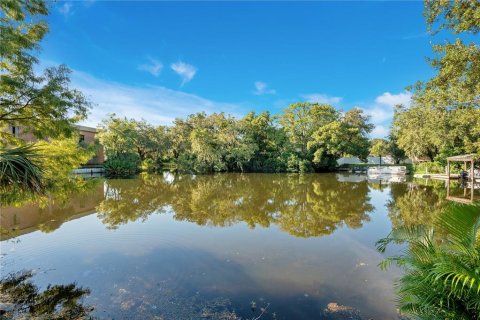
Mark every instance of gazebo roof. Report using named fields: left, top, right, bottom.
left=447, top=154, right=475, bottom=162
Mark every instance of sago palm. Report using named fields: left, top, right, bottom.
left=0, top=144, right=44, bottom=193
left=377, top=203, right=480, bottom=320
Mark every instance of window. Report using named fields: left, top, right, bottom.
left=79, top=134, right=85, bottom=143
left=11, top=126, right=18, bottom=137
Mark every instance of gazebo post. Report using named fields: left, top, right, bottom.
left=471, top=159, right=475, bottom=182
left=447, top=160, right=450, bottom=179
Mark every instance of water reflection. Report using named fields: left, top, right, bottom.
left=1, top=181, right=104, bottom=240
left=0, top=271, right=93, bottom=319
left=1, top=173, right=436, bottom=319
left=446, top=178, right=480, bottom=204
left=96, top=173, right=374, bottom=237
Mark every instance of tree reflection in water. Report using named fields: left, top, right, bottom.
left=96, top=173, right=374, bottom=238
left=0, top=271, right=93, bottom=319
left=387, top=179, right=449, bottom=228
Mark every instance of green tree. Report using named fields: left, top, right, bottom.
left=344, top=107, right=375, bottom=135
left=393, top=1, right=480, bottom=161
left=0, top=0, right=91, bottom=145
left=98, top=114, right=138, bottom=158
left=98, top=115, right=171, bottom=175
left=392, top=104, right=439, bottom=161
left=369, top=138, right=389, bottom=165
left=240, top=111, right=288, bottom=172
left=278, top=102, right=338, bottom=162
left=387, top=133, right=406, bottom=164
left=424, top=0, right=480, bottom=34
left=0, top=0, right=92, bottom=193
left=187, top=112, right=256, bottom=172
left=307, top=108, right=372, bottom=169
left=36, top=136, right=96, bottom=186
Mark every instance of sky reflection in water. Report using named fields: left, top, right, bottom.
left=0, top=173, right=458, bottom=319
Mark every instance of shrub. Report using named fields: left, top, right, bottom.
left=377, top=203, right=480, bottom=319
left=103, top=153, right=139, bottom=177
left=414, top=161, right=445, bottom=174
left=0, top=145, right=44, bottom=193
left=141, top=158, right=160, bottom=173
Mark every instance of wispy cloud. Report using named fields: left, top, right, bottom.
left=301, top=93, right=342, bottom=105
left=138, top=58, right=163, bottom=77
left=69, top=69, right=243, bottom=127
left=253, top=81, right=276, bottom=95
left=59, top=2, right=73, bottom=16
left=401, top=32, right=429, bottom=40
left=83, top=0, right=96, bottom=7
left=361, top=91, right=412, bottom=138
left=171, top=61, right=197, bottom=85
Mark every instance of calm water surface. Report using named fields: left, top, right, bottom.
left=0, top=173, right=468, bottom=319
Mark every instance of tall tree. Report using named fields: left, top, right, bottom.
left=0, top=0, right=91, bottom=193
left=240, top=112, right=288, bottom=172
left=393, top=0, right=480, bottom=161
left=344, top=107, right=374, bottom=135
left=0, top=0, right=91, bottom=145
left=387, top=133, right=406, bottom=164
left=369, top=138, right=390, bottom=166
left=278, top=102, right=338, bottom=160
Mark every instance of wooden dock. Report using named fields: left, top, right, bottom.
left=414, top=173, right=459, bottom=180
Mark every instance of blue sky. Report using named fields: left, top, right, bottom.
left=42, top=1, right=438, bottom=137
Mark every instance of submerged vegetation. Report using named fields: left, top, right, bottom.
left=0, top=271, right=93, bottom=319
left=377, top=203, right=480, bottom=320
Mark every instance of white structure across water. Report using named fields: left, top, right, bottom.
left=337, top=156, right=412, bottom=166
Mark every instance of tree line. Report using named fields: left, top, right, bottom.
left=1, top=0, right=479, bottom=183
left=98, top=104, right=394, bottom=175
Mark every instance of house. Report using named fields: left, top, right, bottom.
left=6, top=124, right=104, bottom=166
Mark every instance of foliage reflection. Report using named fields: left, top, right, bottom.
left=96, top=173, right=374, bottom=238
left=0, top=271, right=93, bottom=319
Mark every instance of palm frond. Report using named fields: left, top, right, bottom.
left=378, top=203, right=480, bottom=319
left=0, top=145, right=45, bottom=193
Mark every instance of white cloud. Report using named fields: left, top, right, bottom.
left=363, top=106, right=393, bottom=124
left=253, top=81, right=276, bottom=95
left=138, top=58, right=163, bottom=77
left=360, top=91, right=412, bottom=138
left=171, top=61, right=197, bottom=85
left=69, top=69, right=243, bottom=127
left=375, top=91, right=412, bottom=108
left=370, top=125, right=389, bottom=139
left=59, top=2, right=73, bottom=16
left=301, top=93, right=342, bottom=105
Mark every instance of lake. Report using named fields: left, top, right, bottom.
left=0, top=173, right=465, bottom=319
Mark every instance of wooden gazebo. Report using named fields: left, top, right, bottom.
left=446, top=154, right=476, bottom=181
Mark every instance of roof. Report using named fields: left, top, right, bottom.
left=446, top=154, right=475, bottom=162
left=74, top=125, right=98, bottom=133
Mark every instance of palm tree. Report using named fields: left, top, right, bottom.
left=376, top=203, right=480, bottom=320
left=0, top=145, right=44, bottom=193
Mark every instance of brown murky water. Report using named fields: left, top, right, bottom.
left=1, top=173, right=470, bottom=319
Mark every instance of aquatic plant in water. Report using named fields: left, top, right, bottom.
left=0, top=270, right=93, bottom=319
